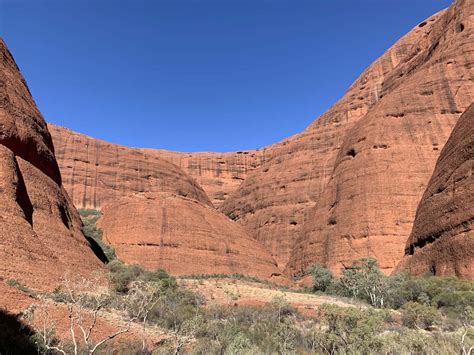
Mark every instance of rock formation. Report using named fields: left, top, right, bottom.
left=48, top=125, right=212, bottom=209
left=145, top=148, right=266, bottom=208
left=397, top=104, right=473, bottom=279
left=98, top=193, right=284, bottom=282
left=226, top=0, right=473, bottom=274
left=0, top=38, right=104, bottom=291
left=46, top=0, right=472, bottom=277
left=49, top=124, right=265, bottom=208
left=48, top=126, right=287, bottom=282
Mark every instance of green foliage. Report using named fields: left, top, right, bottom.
left=107, top=260, right=176, bottom=293
left=314, top=304, right=387, bottom=354
left=401, top=301, right=442, bottom=330
left=379, top=328, right=465, bottom=354
left=77, top=208, right=101, bottom=217
left=78, top=208, right=116, bottom=262
left=179, top=273, right=280, bottom=287
left=6, top=279, right=36, bottom=297
left=337, top=257, right=388, bottom=308
left=310, top=264, right=333, bottom=292
left=323, top=258, right=474, bottom=324
left=32, top=254, right=474, bottom=354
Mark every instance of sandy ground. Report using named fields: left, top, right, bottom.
left=179, top=278, right=364, bottom=317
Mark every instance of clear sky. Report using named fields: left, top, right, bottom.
left=1, top=0, right=451, bottom=152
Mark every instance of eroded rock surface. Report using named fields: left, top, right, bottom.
left=145, top=148, right=266, bottom=207
left=0, top=38, right=104, bottom=291
left=46, top=0, right=473, bottom=277
left=225, top=0, right=473, bottom=273
left=50, top=124, right=264, bottom=208
left=48, top=125, right=212, bottom=208
left=97, top=193, right=285, bottom=283
left=397, top=104, right=473, bottom=279
left=285, top=0, right=473, bottom=275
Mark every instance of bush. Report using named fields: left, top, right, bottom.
left=107, top=260, right=176, bottom=293
left=309, top=264, right=333, bottom=292
left=336, top=257, right=388, bottom=308
left=379, top=328, right=461, bottom=354
left=314, top=304, right=387, bottom=354
left=401, top=301, right=442, bottom=330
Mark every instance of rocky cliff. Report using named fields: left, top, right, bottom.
left=0, top=38, right=104, bottom=291
left=144, top=148, right=266, bottom=208
left=49, top=126, right=287, bottom=281
left=285, top=0, right=473, bottom=276
left=98, top=193, right=284, bottom=282
left=397, top=104, right=473, bottom=279
left=47, top=0, right=473, bottom=278
left=49, top=124, right=265, bottom=208
left=48, top=125, right=212, bottom=209
left=226, top=0, right=473, bottom=274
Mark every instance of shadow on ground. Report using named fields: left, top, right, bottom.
left=0, top=309, right=37, bottom=355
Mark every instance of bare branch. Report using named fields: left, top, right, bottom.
left=90, top=321, right=132, bottom=354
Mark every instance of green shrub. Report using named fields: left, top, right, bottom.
left=336, top=257, right=388, bottom=308
left=107, top=260, right=176, bottom=293
left=6, top=279, right=36, bottom=297
left=314, top=304, right=387, bottom=354
left=401, top=301, right=442, bottom=330
left=78, top=209, right=116, bottom=263
left=309, top=264, right=333, bottom=292
left=77, top=208, right=101, bottom=217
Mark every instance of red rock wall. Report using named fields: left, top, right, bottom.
left=143, top=148, right=265, bottom=208
left=0, top=38, right=104, bottom=291
left=286, top=0, right=473, bottom=275
left=98, top=193, right=286, bottom=283
left=397, top=104, right=473, bottom=279
left=46, top=0, right=473, bottom=278
left=48, top=125, right=213, bottom=209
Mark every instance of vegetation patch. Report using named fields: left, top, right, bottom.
left=13, top=258, right=474, bottom=354
left=78, top=208, right=116, bottom=263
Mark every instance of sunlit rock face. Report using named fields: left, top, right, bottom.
left=0, top=38, right=104, bottom=291
left=97, top=192, right=287, bottom=284
left=48, top=0, right=473, bottom=278
left=224, top=0, right=473, bottom=274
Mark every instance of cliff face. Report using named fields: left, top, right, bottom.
left=0, top=39, right=104, bottom=291
left=46, top=0, right=472, bottom=278
left=48, top=126, right=285, bottom=282
left=98, top=193, right=285, bottom=283
left=397, top=104, right=473, bottom=279
left=49, top=124, right=265, bottom=209
left=143, top=148, right=266, bottom=208
left=225, top=0, right=473, bottom=273
left=48, top=125, right=213, bottom=209
left=285, top=0, right=473, bottom=275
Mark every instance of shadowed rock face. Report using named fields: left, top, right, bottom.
left=397, top=104, right=474, bottom=279
left=0, top=39, right=104, bottom=291
left=97, top=193, right=286, bottom=283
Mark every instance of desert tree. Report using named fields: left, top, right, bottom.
left=123, top=280, right=162, bottom=351
left=339, top=257, right=388, bottom=308
left=26, top=273, right=133, bottom=354
left=309, top=264, right=333, bottom=292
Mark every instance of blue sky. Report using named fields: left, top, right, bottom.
left=1, top=0, right=450, bottom=152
